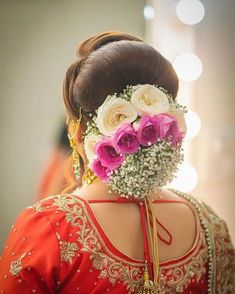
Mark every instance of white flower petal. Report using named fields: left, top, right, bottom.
left=84, top=134, right=102, bottom=166
left=131, top=84, right=169, bottom=115
left=96, top=96, right=138, bottom=136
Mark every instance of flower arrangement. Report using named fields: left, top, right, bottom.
left=84, top=84, right=186, bottom=199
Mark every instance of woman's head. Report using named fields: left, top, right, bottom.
left=63, top=31, right=179, bottom=124
left=63, top=31, right=184, bottom=197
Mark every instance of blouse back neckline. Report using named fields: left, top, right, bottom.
left=72, top=193, right=202, bottom=267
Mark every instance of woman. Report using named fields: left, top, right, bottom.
left=0, top=31, right=234, bottom=294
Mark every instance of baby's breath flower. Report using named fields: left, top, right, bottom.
left=108, top=140, right=183, bottom=199
left=83, top=84, right=186, bottom=199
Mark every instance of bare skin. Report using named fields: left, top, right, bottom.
left=73, top=179, right=198, bottom=263
left=69, top=119, right=198, bottom=263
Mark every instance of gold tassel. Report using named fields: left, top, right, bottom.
left=146, top=196, right=159, bottom=286
left=137, top=262, right=157, bottom=294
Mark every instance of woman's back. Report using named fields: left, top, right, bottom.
left=78, top=185, right=197, bottom=263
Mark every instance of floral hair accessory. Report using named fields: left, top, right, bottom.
left=84, top=84, right=187, bottom=199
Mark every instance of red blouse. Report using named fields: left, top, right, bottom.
left=0, top=192, right=234, bottom=293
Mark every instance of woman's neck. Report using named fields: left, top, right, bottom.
left=74, top=177, right=120, bottom=200
left=73, top=177, right=175, bottom=201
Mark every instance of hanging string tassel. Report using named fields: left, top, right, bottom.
left=146, top=196, right=160, bottom=287
left=137, top=194, right=160, bottom=294
left=137, top=261, right=157, bottom=294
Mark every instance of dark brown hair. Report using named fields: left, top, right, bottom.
left=63, top=31, right=179, bottom=122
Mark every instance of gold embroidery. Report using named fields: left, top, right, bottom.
left=203, top=203, right=235, bottom=293
left=48, top=194, right=209, bottom=293
left=9, top=252, right=27, bottom=276
left=159, top=239, right=208, bottom=292
left=60, top=240, right=79, bottom=264
left=90, top=251, right=143, bottom=292
left=55, top=232, right=79, bottom=264
left=33, top=202, right=45, bottom=212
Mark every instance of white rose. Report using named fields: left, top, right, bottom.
left=96, top=95, right=138, bottom=136
left=168, top=106, right=187, bottom=133
left=84, top=133, right=102, bottom=166
left=131, top=84, right=169, bottom=115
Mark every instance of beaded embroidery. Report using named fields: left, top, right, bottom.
left=60, top=241, right=79, bottom=264
left=171, top=189, right=235, bottom=293
left=9, top=252, right=27, bottom=276
left=55, top=232, right=79, bottom=264
left=201, top=202, right=235, bottom=293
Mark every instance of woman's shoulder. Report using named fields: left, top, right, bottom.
left=31, top=193, right=84, bottom=214
left=172, top=189, right=235, bottom=288
left=169, top=189, right=230, bottom=229
left=0, top=193, right=87, bottom=291
left=168, top=189, right=234, bottom=254
left=0, top=193, right=86, bottom=263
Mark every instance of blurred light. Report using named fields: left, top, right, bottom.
left=170, top=164, right=198, bottom=192
left=173, top=53, right=203, bottom=82
left=176, top=0, right=205, bottom=25
left=144, top=4, right=155, bottom=20
left=185, top=110, right=201, bottom=139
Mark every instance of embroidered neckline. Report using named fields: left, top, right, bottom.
left=72, top=193, right=202, bottom=267
left=33, top=192, right=209, bottom=293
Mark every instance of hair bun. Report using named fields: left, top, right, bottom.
left=76, top=31, right=143, bottom=58
left=64, top=31, right=179, bottom=121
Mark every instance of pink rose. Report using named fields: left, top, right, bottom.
left=91, top=159, right=111, bottom=181
left=136, top=115, right=159, bottom=146
left=113, top=123, right=140, bottom=154
left=156, top=114, right=184, bottom=145
left=94, top=138, right=124, bottom=169
left=153, top=114, right=175, bottom=139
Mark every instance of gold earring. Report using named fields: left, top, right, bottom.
left=82, top=168, right=97, bottom=186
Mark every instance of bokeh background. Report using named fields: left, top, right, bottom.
left=0, top=0, right=234, bottom=250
